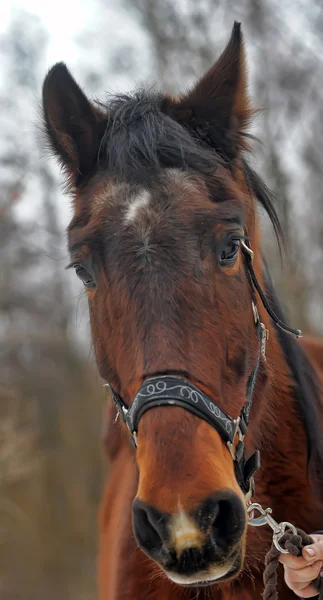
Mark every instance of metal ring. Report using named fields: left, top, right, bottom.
left=241, top=239, right=254, bottom=261
left=273, top=522, right=298, bottom=553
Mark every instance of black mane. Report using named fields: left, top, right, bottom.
left=99, top=91, right=217, bottom=184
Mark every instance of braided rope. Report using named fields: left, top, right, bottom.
left=263, top=529, right=322, bottom=600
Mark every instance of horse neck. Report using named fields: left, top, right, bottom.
left=249, top=325, right=322, bottom=528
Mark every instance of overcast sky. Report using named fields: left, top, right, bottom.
left=2, top=0, right=321, bottom=64
left=2, top=0, right=322, bottom=228
left=1, top=0, right=153, bottom=94
left=1, top=0, right=92, bottom=62
left=0, top=0, right=147, bottom=227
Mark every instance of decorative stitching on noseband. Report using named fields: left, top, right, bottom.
left=132, top=379, right=233, bottom=435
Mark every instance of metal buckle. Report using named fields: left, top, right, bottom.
left=251, top=303, right=269, bottom=357
left=103, top=383, right=129, bottom=422
left=247, top=503, right=298, bottom=553
left=244, top=477, right=255, bottom=504
left=260, top=322, right=269, bottom=358
left=252, top=301, right=259, bottom=324
left=227, top=417, right=244, bottom=460
left=132, top=431, right=138, bottom=447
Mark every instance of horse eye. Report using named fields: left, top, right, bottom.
left=220, top=239, right=240, bottom=265
left=74, top=264, right=96, bottom=288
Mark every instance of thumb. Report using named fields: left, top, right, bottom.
left=303, top=536, right=323, bottom=561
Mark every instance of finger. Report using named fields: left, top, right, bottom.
left=303, top=539, right=323, bottom=561
left=291, top=582, right=323, bottom=598
left=284, top=574, right=311, bottom=594
left=309, top=535, right=323, bottom=544
left=284, top=570, right=318, bottom=597
left=279, top=553, right=308, bottom=568
left=284, top=561, right=322, bottom=584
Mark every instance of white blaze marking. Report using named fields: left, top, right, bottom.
left=171, top=510, right=203, bottom=556
left=124, top=190, right=150, bottom=224
left=167, top=506, right=238, bottom=585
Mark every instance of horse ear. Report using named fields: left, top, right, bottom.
left=166, top=22, right=252, bottom=161
left=42, top=63, right=105, bottom=186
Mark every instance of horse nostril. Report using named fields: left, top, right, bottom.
left=210, top=501, right=233, bottom=553
left=206, top=492, right=246, bottom=554
left=132, top=499, right=169, bottom=559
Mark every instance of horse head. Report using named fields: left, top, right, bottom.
left=42, top=23, right=281, bottom=587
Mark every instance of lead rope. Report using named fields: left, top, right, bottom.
left=248, top=504, right=322, bottom=599
left=263, top=529, right=322, bottom=600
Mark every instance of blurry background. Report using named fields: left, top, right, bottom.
left=1, top=0, right=323, bottom=598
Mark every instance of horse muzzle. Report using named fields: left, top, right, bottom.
left=132, top=489, right=246, bottom=585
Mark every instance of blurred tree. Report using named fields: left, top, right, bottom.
left=0, top=10, right=105, bottom=599
left=0, top=10, right=72, bottom=345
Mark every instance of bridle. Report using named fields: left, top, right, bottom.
left=106, top=239, right=302, bottom=500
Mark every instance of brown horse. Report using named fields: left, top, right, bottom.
left=42, top=23, right=323, bottom=600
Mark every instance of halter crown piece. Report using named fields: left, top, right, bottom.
left=105, top=239, right=302, bottom=500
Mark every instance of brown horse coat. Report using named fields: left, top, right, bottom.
left=42, top=22, right=323, bottom=600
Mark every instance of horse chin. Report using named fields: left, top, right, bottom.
left=164, top=548, right=242, bottom=588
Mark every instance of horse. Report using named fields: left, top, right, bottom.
left=42, top=22, right=323, bottom=600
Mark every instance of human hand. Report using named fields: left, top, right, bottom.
left=279, top=535, right=323, bottom=598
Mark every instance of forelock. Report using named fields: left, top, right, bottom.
left=98, top=90, right=218, bottom=184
